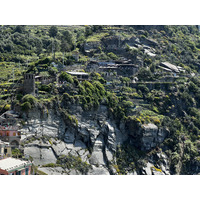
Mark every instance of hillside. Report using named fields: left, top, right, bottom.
left=1, top=25, right=200, bottom=174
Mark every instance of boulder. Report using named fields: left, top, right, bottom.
left=24, top=146, right=57, bottom=166
left=63, top=129, right=75, bottom=143
left=128, top=122, right=169, bottom=151
left=52, top=141, right=70, bottom=157
left=140, top=124, right=168, bottom=150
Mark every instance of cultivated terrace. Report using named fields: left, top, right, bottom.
left=0, top=25, right=200, bottom=175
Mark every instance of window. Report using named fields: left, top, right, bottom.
left=4, top=149, right=7, bottom=154
left=25, top=167, right=29, bottom=175
left=16, top=171, right=21, bottom=175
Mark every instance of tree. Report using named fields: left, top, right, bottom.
left=61, top=30, right=74, bottom=52
left=35, top=38, right=43, bottom=54
left=137, top=68, right=153, bottom=81
left=15, top=25, right=26, bottom=33
left=49, top=26, right=58, bottom=37
left=60, top=39, right=70, bottom=53
left=85, top=26, right=93, bottom=36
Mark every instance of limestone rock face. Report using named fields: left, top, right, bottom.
left=103, top=120, right=128, bottom=152
left=24, top=145, right=57, bottom=166
left=89, top=135, right=105, bottom=166
left=19, top=101, right=170, bottom=174
left=88, top=166, right=110, bottom=175
left=37, top=167, right=65, bottom=175
left=128, top=123, right=169, bottom=151
left=140, top=123, right=169, bottom=150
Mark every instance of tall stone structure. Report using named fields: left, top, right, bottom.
left=23, top=73, right=35, bottom=95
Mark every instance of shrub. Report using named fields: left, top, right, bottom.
left=107, top=52, right=119, bottom=60
left=42, top=163, right=58, bottom=167
left=137, top=68, right=153, bottom=81
left=21, top=101, right=31, bottom=111
left=4, top=104, right=11, bottom=111
left=22, top=94, right=38, bottom=105
left=56, top=154, right=91, bottom=174
left=39, top=83, right=53, bottom=93
left=59, top=72, right=74, bottom=84
left=122, top=100, right=134, bottom=109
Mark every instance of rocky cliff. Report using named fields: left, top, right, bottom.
left=18, top=102, right=170, bottom=175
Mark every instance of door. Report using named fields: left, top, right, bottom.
left=25, top=168, right=29, bottom=175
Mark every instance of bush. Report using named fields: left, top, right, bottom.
left=39, top=83, right=53, bottom=93
left=122, top=100, right=134, bottom=109
left=56, top=154, right=91, bottom=174
left=42, top=163, right=58, bottom=167
left=22, top=94, right=38, bottom=104
left=137, top=68, right=154, bottom=81
left=107, top=52, right=119, bottom=60
left=59, top=72, right=74, bottom=84
left=4, top=104, right=11, bottom=111
left=21, top=102, right=31, bottom=111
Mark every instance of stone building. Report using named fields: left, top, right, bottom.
left=98, top=64, right=139, bottom=77
left=23, top=73, right=35, bottom=95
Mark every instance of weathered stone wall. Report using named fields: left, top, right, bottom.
left=23, top=74, right=35, bottom=95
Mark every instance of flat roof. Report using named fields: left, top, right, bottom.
left=0, top=157, right=31, bottom=172
left=161, top=62, right=179, bottom=73
left=158, top=66, right=173, bottom=72
left=99, top=66, right=118, bottom=69
left=116, top=64, right=138, bottom=67
left=67, top=71, right=89, bottom=76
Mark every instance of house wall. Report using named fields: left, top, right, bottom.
left=0, top=168, right=8, bottom=175
left=0, top=130, right=21, bottom=147
left=0, top=130, right=20, bottom=137
left=0, top=165, right=32, bottom=175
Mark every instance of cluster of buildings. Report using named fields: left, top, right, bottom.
left=86, top=59, right=139, bottom=79
left=0, top=110, right=32, bottom=175
left=0, top=110, right=21, bottom=147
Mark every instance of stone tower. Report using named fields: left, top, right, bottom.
left=23, top=73, right=35, bottom=95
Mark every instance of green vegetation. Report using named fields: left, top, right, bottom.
left=86, top=32, right=109, bottom=42
left=56, top=154, right=92, bottom=174
left=1, top=25, right=200, bottom=174
left=20, top=94, right=38, bottom=111
left=115, top=143, right=146, bottom=174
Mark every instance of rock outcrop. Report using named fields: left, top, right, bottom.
left=128, top=123, right=169, bottom=151
left=18, top=102, right=169, bottom=174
